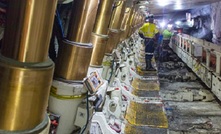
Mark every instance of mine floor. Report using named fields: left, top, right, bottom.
left=158, top=49, right=221, bottom=134
left=125, top=48, right=221, bottom=134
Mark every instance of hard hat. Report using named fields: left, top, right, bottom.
left=148, top=14, right=154, bottom=19
left=145, top=14, right=154, bottom=20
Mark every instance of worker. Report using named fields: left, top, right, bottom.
left=162, top=27, right=173, bottom=46
left=138, top=14, right=159, bottom=71
left=154, top=28, right=163, bottom=60
left=159, top=26, right=173, bottom=62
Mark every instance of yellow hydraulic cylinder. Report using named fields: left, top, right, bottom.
left=55, top=0, right=99, bottom=80
left=0, top=0, right=57, bottom=131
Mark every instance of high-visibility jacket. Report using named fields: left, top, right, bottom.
left=139, top=22, right=159, bottom=38
left=162, top=29, right=172, bottom=40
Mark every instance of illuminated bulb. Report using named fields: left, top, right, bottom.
left=158, top=0, right=169, bottom=7
left=139, top=5, right=145, bottom=9
left=175, top=0, right=182, bottom=10
left=144, top=1, right=149, bottom=4
left=160, top=21, right=166, bottom=28
left=175, top=21, right=181, bottom=25
left=167, top=24, right=173, bottom=28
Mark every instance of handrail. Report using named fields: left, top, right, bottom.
left=177, top=34, right=221, bottom=55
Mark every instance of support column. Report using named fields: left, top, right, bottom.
left=55, top=0, right=99, bottom=80
left=120, top=7, right=133, bottom=42
left=190, top=42, right=193, bottom=55
left=206, top=50, right=211, bottom=68
left=49, top=1, right=99, bottom=133
left=127, top=9, right=136, bottom=37
left=216, top=53, right=221, bottom=75
left=90, top=0, right=115, bottom=66
left=0, top=0, right=57, bottom=131
left=105, top=1, right=126, bottom=54
left=179, top=36, right=182, bottom=48
left=182, top=37, right=185, bottom=50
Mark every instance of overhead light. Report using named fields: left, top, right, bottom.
left=175, top=21, right=181, bottom=25
left=160, top=21, right=166, bottom=28
left=139, top=5, right=146, bottom=9
left=167, top=24, right=173, bottom=29
left=175, top=0, right=182, bottom=10
left=175, top=5, right=182, bottom=10
left=158, top=0, right=169, bottom=7
left=139, top=1, right=149, bottom=5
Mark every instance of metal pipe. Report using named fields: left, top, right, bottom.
left=55, top=0, right=99, bottom=80
left=0, top=0, right=57, bottom=131
left=1, top=0, right=57, bottom=63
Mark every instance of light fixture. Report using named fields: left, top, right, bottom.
left=139, top=5, right=146, bottom=9
left=175, top=0, right=182, bottom=10
left=139, top=1, right=149, bottom=5
left=143, top=1, right=149, bottom=4
left=160, top=21, right=166, bottom=28
left=158, top=0, right=169, bottom=7
left=175, top=21, right=181, bottom=25
left=167, top=24, right=173, bottom=29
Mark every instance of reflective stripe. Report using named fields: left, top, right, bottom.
left=145, top=53, right=154, bottom=55
left=143, top=36, right=153, bottom=40
left=50, top=90, right=86, bottom=100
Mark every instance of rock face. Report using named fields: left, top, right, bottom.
left=171, top=1, right=221, bottom=45
left=211, top=1, right=221, bottom=45
left=189, top=5, right=212, bottom=42
left=188, top=2, right=221, bottom=45
left=157, top=45, right=221, bottom=134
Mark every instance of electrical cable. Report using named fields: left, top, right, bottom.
left=80, top=92, right=89, bottom=134
left=0, top=2, right=6, bottom=13
left=107, top=60, right=115, bottom=83
left=55, top=9, right=65, bottom=38
left=113, top=1, right=122, bottom=9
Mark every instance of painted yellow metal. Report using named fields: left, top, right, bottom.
left=124, top=123, right=167, bottom=134
left=125, top=101, right=168, bottom=128
left=131, top=78, right=160, bottom=91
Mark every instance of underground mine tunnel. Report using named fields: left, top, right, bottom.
left=0, top=0, right=221, bottom=134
